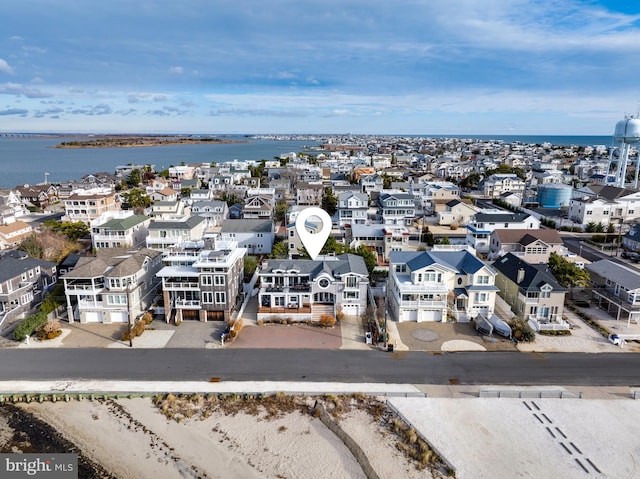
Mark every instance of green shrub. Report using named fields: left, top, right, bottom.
left=14, top=311, right=49, bottom=341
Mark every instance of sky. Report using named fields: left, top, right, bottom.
left=1, top=0, right=640, bottom=135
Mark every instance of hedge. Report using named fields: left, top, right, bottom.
left=13, top=311, right=49, bottom=341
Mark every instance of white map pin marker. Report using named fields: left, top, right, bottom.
left=295, top=207, right=332, bottom=260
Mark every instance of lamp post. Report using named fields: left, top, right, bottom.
left=126, top=279, right=133, bottom=347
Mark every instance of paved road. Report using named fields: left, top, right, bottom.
left=1, top=349, right=640, bottom=386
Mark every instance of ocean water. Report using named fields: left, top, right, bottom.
left=0, top=134, right=613, bottom=188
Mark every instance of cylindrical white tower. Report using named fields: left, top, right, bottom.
left=609, top=117, right=640, bottom=188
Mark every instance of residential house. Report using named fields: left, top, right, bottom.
left=296, top=182, right=324, bottom=206
left=220, top=219, right=274, bottom=255
left=0, top=251, right=57, bottom=328
left=146, top=216, right=208, bottom=252
left=587, top=259, right=640, bottom=326
left=15, top=184, right=58, bottom=209
left=0, top=190, right=28, bottom=224
left=90, top=211, right=151, bottom=250
left=360, top=174, right=384, bottom=194
left=150, top=187, right=179, bottom=203
left=286, top=207, right=328, bottom=257
left=257, top=254, right=369, bottom=321
left=387, top=248, right=499, bottom=322
left=437, top=199, right=479, bottom=227
left=191, top=200, right=229, bottom=228
left=492, top=253, right=568, bottom=331
left=488, top=229, right=565, bottom=262
left=189, top=188, right=213, bottom=202
left=346, top=224, right=410, bottom=264
left=63, top=189, right=120, bottom=224
left=62, top=248, right=162, bottom=324
left=337, top=191, right=368, bottom=226
left=149, top=199, right=190, bottom=220
left=157, top=239, right=246, bottom=322
left=243, top=192, right=275, bottom=220
left=482, top=174, right=526, bottom=198
left=569, top=186, right=640, bottom=227
left=466, top=211, right=540, bottom=253
left=0, top=221, right=33, bottom=250
left=378, top=192, right=416, bottom=226
left=622, top=224, right=640, bottom=252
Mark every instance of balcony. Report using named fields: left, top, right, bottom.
left=65, top=283, right=105, bottom=293
left=173, top=298, right=201, bottom=309
left=258, top=304, right=312, bottom=314
left=263, top=284, right=311, bottom=293
left=78, top=300, right=105, bottom=309
left=163, top=281, right=200, bottom=290
left=397, top=299, right=447, bottom=309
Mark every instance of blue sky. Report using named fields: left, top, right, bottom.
left=1, top=0, right=640, bottom=135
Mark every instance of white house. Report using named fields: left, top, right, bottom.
left=466, top=211, right=540, bottom=253
left=387, top=248, right=499, bottom=322
left=220, top=219, right=274, bottom=255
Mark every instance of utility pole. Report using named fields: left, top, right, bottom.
left=126, top=280, right=133, bottom=347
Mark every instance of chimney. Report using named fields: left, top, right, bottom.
left=517, top=268, right=525, bottom=284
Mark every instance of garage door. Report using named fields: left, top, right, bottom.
left=402, top=309, right=418, bottom=322
left=110, top=311, right=128, bottom=323
left=84, top=311, right=103, bottom=323
left=419, top=310, right=441, bottom=322
left=342, top=304, right=360, bottom=316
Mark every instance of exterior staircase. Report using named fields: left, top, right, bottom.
left=312, top=304, right=335, bottom=322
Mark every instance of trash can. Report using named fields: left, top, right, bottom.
left=387, top=344, right=394, bottom=352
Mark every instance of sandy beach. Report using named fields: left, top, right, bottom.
left=2, top=396, right=446, bottom=479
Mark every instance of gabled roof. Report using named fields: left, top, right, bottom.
left=148, top=215, right=206, bottom=230
left=589, top=185, right=639, bottom=201
left=492, top=253, right=567, bottom=292
left=221, top=219, right=273, bottom=233
left=586, top=259, right=640, bottom=292
left=401, top=250, right=492, bottom=275
left=264, top=253, right=368, bottom=279
left=0, top=251, right=56, bottom=283
left=99, top=215, right=150, bottom=231
left=493, top=228, right=562, bottom=245
left=474, top=212, right=531, bottom=223
left=63, top=248, right=161, bottom=279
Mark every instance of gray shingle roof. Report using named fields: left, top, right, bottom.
left=586, top=259, right=640, bottom=292
left=264, top=253, right=367, bottom=279
left=0, top=251, right=56, bottom=283
left=492, top=253, right=567, bottom=292
left=221, top=219, right=273, bottom=233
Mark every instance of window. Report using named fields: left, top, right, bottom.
left=476, top=275, right=489, bottom=285
left=343, top=291, right=359, bottom=299
left=474, top=293, right=488, bottom=303
left=540, top=290, right=551, bottom=299
left=345, top=276, right=357, bottom=288
left=214, top=275, right=225, bottom=286
left=215, top=292, right=226, bottom=304
left=202, top=292, right=213, bottom=303
left=201, top=275, right=213, bottom=286
left=318, top=278, right=330, bottom=288
left=527, top=292, right=539, bottom=299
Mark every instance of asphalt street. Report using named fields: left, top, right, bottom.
left=1, top=349, right=639, bottom=386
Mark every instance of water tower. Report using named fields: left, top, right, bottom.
left=607, top=116, right=640, bottom=188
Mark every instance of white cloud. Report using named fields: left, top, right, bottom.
left=169, top=66, right=184, bottom=75
left=0, top=59, right=14, bottom=75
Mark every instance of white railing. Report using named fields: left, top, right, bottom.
left=163, top=281, right=200, bottom=290
left=173, top=299, right=201, bottom=308
left=528, top=317, right=570, bottom=331
left=78, top=300, right=104, bottom=309
left=398, top=300, right=447, bottom=308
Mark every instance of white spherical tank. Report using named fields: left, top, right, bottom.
left=613, top=118, right=640, bottom=143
